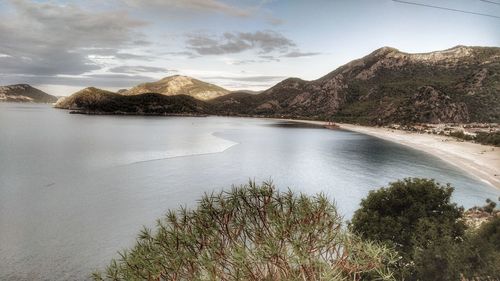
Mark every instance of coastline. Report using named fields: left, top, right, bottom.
left=282, top=119, right=500, bottom=190
left=37, top=108, right=500, bottom=189
left=67, top=110, right=209, bottom=117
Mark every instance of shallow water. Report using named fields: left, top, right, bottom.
left=1, top=103, right=498, bottom=280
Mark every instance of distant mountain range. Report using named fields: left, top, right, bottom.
left=50, top=46, right=500, bottom=124
left=0, top=84, right=58, bottom=103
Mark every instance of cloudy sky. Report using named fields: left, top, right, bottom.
left=0, top=0, right=499, bottom=96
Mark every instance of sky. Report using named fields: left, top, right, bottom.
left=0, top=0, right=499, bottom=96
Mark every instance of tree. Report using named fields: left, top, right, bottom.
left=350, top=178, right=466, bottom=279
left=93, top=181, right=398, bottom=281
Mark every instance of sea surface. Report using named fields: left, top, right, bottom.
left=1, top=103, right=498, bottom=280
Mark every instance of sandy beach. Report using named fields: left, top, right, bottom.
left=283, top=119, right=500, bottom=189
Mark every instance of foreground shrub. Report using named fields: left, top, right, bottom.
left=350, top=178, right=466, bottom=279
left=93, top=181, right=398, bottom=280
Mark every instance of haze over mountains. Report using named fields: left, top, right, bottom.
left=14, top=46, right=500, bottom=124
left=0, top=84, right=58, bottom=103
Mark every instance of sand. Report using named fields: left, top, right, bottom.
left=282, top=119, right=500, bottom=189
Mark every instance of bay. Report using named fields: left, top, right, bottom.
left=0, top=103, right=498, bottom=280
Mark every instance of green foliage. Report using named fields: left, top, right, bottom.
left=411, top=235, right=463, bottom=281
left=475, top=131, right=500, bottom=147
left=350, top=178, right=466, bottom=279
left=449, top=131, right=500, bottom=147
left=93, top=182, right=398, bottom=281
left=456, top=216, right=500, bottom=280
left=449, top=131, right=475, bottom=141
left=484, top=198, right=497, bottom=213
left=59, top=89, right=207, bottom=115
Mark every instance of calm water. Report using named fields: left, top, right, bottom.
left=1, top=103, right=498, bottom=280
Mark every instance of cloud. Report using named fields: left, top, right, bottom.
left=226, top=59, right=259, bottom=65
left=266, top=17, right=286, bottom=26
left=84, top=74, right=154, bottom=84
left=79, top=48, right=154, bottom=61
left=109, top=65, right=175, bottom=74
left=225, top=55, right=280, bottom=65
left=0, top=73, right=155, bottom=89
left=258, top=55, right=280, bottom=62
left=169, top=0, right=250, bottom=17
left=222, top=82, right=272, bottom=89
left=0, top=0, right=147, bottom=76
left=0, top=50, right=100, bottom=76
left=282, top=51, right=322, bottom=58
left=132, top=40, right=151, bottom=46
left=121, top=0, right=284, bottom=27
left=186, top=30, right=295, bottom=55
left=123, top=0, right=259, bottom=18
left=161, top=51, right=200, bottom=59
left=114, top=53, right=153, bottom=60
left=194, top=74, right=286, bottom=90
left=206, top=75, right=286, bottom=82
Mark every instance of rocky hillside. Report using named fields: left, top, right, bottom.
left=123, top=75, right=229, bottom=101
left=55, top=87, right=207, bottom=115
left=0, top=84, right=58, bottom=103
left=211, top=46, right=500, bottom=124
left=55, top=87, right=117, bottom=110
left=54, top=46, right=499, bottom=124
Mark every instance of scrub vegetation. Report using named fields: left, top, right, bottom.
left=94, top=179, right=499, bottom=281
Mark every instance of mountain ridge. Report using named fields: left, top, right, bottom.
left=0, top=84, right=58, bottom=103
left=212, top=45, right=500, bottom=124
left=122, top=75, right=229, bottom=101
left=55, top=46, right=500, bottom=124
left=54, top=87, right=208, bottom=115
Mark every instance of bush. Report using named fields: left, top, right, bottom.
left=458, top=216, right=500, bottom=280
left=449, top=131, right=500, bottom=147
left=350, top=178, right=466, bottom=279
left=449, top=131, right=475, bottom=141
left=475, top=131, right=500, bottom=146
left=484, top=198, right=497, bottom=213
left=93, top=182, right=398, bottom=281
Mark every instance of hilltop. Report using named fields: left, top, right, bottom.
left=55, top=87, right=207, bottom=116
left=211, top=46, right=500, bottom=124
left=0, top=84, right=58, bottom=103
left=122, top=75, right=229, bottom=101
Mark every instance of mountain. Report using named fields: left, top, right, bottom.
left=211, top=46, right=500, bottom=124
left=55, top=46, right=499, bottom=124
left=122, top=75, right=230, bottom=101
left=54, top=87, right=117, bottom=110
left=55, top=87, right=207, bottom=115
left=0, top=84, right=58, bottom=103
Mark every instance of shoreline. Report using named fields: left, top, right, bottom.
left=67, top=110, right=209, bottom=117
left=280, top=119, right=500, bottom=190
left=40, top=108, right=500, bottom=189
